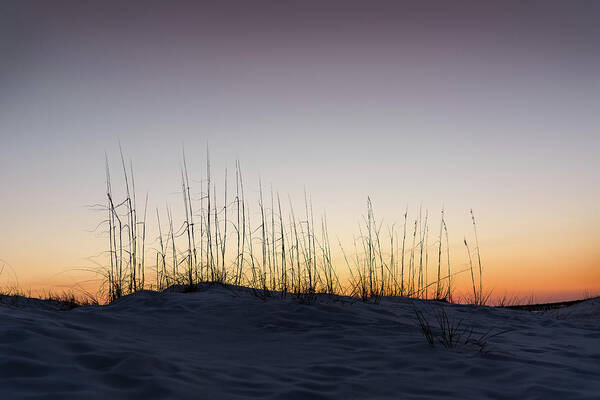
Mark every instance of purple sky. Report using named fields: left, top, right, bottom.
left=1, top=1, right=599, bottom=298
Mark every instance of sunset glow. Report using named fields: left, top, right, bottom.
left=1, top=1, right=598, bottom=303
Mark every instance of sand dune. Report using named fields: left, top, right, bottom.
left=0, top=285, right=598, bottom=399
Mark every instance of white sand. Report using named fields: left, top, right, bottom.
left=0, top=285, right=598, bottom=399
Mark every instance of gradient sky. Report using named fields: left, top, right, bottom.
left=1, top=1, right=599, bottom=301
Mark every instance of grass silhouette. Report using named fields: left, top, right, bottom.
left=100, top=148, right=485, bottom=306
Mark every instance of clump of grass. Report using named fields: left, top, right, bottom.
left=415, top=304, right=470, bottom=349
left=98, top=147, right=485, bottom=306
left=40, top=291, right=99, bottom=310
left=0, top=288, right=98, bottom=310
left=413, top=303, right=511, bottom=351
left=104, top=147, right=148, bottom=302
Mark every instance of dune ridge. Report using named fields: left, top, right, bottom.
left=0, top=284, right=598, bottom=399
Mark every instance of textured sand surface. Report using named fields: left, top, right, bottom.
left=0, top=285, right=598, bottom=399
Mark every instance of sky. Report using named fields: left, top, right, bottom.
left=1, top=1, right=599, bottom=302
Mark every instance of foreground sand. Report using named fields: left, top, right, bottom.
left=0, top=285, right=598, bottom=399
